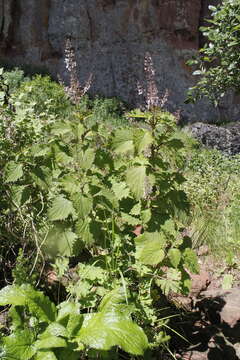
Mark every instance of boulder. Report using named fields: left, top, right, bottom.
left=187, top=122, right=240, bottom=155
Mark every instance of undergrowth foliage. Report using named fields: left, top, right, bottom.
left=0, top=67, right=199, bottom=359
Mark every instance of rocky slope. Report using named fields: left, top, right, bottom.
left=1, top=0, right=238, bottom=122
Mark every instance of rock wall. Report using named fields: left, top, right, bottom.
left=0, top=0, right=238, bottom=122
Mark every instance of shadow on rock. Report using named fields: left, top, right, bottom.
left=172, top=288, right=240, bottom=359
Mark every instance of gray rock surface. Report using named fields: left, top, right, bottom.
left=188, top=122, right=240, bottom=155
left=1, top=0, right=239, bottom=122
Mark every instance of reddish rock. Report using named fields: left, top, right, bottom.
left=0, top=0, right=237, bottom=122
left=190, top=269, right=211, bottom=298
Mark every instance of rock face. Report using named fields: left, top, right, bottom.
left=188, top=122, right=240, bottom=155
left=0, top=0, right=238, bottom=122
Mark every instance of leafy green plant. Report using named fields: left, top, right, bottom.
left=0, top=286, right=148, bottom=359
left=182, top=147, right=240, bottom=254
left=12, top=75, right=72, bottom=117
left=0, top=67, right=199, bottom=357
left=187, top=0, right=240, bottom=104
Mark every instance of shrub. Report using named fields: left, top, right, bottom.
left=187, top=0, right=240, bottom=104
left=13, top=75, right=72, bottom=117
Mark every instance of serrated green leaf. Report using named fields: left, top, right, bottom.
left=120, top=212, right=139, bottom=226
left=182, top=248, right=199, bottom=274
left=130, top=203, right=141, bottom=216
left=126, top=166, right=147, bottom=200
left=51, top=121, right=72, bottom=136
left=141, top=208, right=151, bottom=224
left=77, top=263, right=106, bottom=281
left=2, top=329, right=36, bottom=360
left=78, top=148, right=95, bottom=170
left=60, top=175, right=80, bottom=194
left=156, top=268, right=182, bottom=295
left=31, top=144, right=50, bottom=157
left=112, top=128, right=134, bottom=154
left=134, top=129, right=153, bottom=154
left=72, top=193, right=93, bottom=219
left=4, top=161, right=23, bottom=183
left=111, top=180, right=130, bottom=200
left=75, top=219, right=94, bottom=245
left=95, top=188, right=119, bottom=210
left=10, top=185, right=30, bottom=207
left=43, top=224, right=77, bottom=258
left=48, top=196, right=74, bottom=221
left=168, top=248, right=181, bottom=268
left=55, top=150, right=72, bottom=165
left=135, top=232, right=166, bottom=265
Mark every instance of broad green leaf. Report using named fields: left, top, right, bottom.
left=2, top=329, right=36, bottom=360
left=182, top=248, right=199, bottom=274
left=55, top=149, right=72, bottom=165
left=168, top=248, right=181, bottom=268
left=31, top=144, right=50, bottom=157
left=9, top=306, right=25, bottom=330
left=51, top=121, right=72, bottom=136
left=77, top=148, right=95, bottom=170
left=161, top=219, right=177, bottom=237
left=99, top=288, right=126, bottom=312
left=4, top=161, right=23, bottom=183
left=10, top=185, right=30, bottom=207
left=40, top=323, right=68, bottom=338
left=156, top=268, right=182, bottom=295
left=75, top=219, right=94, bottom=245
left=112, top=128, right=134, bottom=154
left=30, top=166, right=52, bottom=191
left=0, top=285, right=56, bottom=323
left=48, top=196, right=74, bottom=221
left=35, top=351, right=58, bottom=360
left=35, top=336, right=67, bottom=350
left=111, top=180, right=130, bottom=200
left=95, top=188, right=119, bottom=210
left=72, top=193, right=93, bottom=218
left=60, top=175, right=80, bottom=194
left=57, top=301, right=80, bottom=323
left=135, top=232, right=166, bottom=266
left=126, top=166, right=147, bottom=200
left=0, top=285, right=27, bottom=306
left=66, top=314, right=84, bottom=337
left=121, top=212, right=139, bottom=226
left=141, top=208, right=151, bottom=224
left=43, top=224, right=77, bottom=258
left=77, top=263, right=106, bottom=281
left=130, top=203, right=141, bottom=216
left=77, top=316, right=148, bottom=355
left=133, top=129, right=153, bottom=154
left=76, top=289, right=148, bottom=355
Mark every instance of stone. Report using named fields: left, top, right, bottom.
left=187, top=122, right=240, bottom=155
left=199, top=288, right=240, bottom=329
left=190, top=269, right=211, bottom=298
left=1, top=0, right=239, bottom=122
